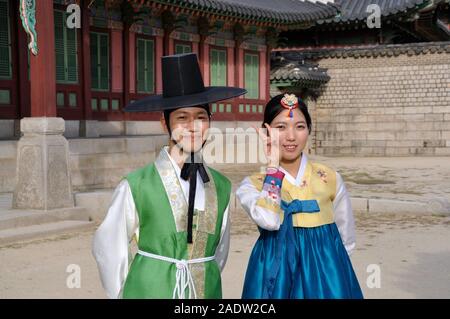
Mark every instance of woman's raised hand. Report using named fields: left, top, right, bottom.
left=252, top=123, right=280, bottom=168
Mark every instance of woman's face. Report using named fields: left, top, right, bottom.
left=270, top=108, right=309, bottom=163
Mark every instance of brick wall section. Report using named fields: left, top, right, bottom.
left=313, top=49, right=450, bottom=156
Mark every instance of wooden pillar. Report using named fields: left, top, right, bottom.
left=164, top=32, right=174, bottom=56
left=227, top=46, right=234, bottom=87
left=16, top=2, right=30, bottom=118
left=29, top=0, right=56, bottom=117
left=237, top=48, right=244, bottom=89
left=234, top=44, right=241, bottom=121
left=129, top=31, right=136, bottom=95
left=259, top=49, right=267, bottom=101
left=234, top=45, right=240, bottom=91
left=14, top=0, right=75, bottom=210
left=202, top=40, right=209, bottom=86
left=198, top=35, right=209, bottom=81
left=81, top=0, right=92, bottom=120
left=155, top=35, right=164, bottom=94
left=123, top=22, right=130, bottom=109
left=266, top=49, right=271, bottom=101
left=192, top=41, right=199, bottom=56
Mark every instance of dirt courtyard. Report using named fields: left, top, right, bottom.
left=1, top=156, right=449, bottom=299
left=1, top=211, right=449, bottom=299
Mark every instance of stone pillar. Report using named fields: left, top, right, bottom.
left=13, top=118, right=74, bottom=210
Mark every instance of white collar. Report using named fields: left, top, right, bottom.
left=163, top=146, right=183, bottom=177
left=163, top=145, right=207, bottom=184
left=279, top=153, right=308, bottom=187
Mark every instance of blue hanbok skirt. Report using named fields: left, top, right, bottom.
left=242, top=221, right=363, bottom=299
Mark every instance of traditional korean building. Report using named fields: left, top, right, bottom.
left=281, top=0, right=449, bottom=47
left=0, top=0, right=338, bottom=138
left=0, top=0, right=342, bottom=211
left=272, top=0, right=450, bottom=157
left=0, top=0, right=447, bottom=238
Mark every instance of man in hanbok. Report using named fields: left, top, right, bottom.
left=92, top=53, right=246, bottom=299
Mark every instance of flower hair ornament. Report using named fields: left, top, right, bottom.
left=280, top=94, right=299, bottom=119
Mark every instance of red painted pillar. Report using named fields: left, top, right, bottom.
left=29, top=0, right=57, bottom=117
left=16, top=3, right=30, bottom=118
left=155, top=36, right=164, bottom=94
left=123, top=22, right=130, bottom=109
left=164, top=32, right=174, bottom=56
left=202, top=41, right=209, bottom=86
left=81, top=0, right=92, bottom=120
left=198, top=35, right=206, bottom=80
left=237, top=48, right=244, bottom=89
left=129, top=31, right=136, bottom=95
left=259, top=50, right=267, bottom=101
left=266, top=49, right=271, bottom=102
left=234, top=44, right=241, bottom=121
left=227, top=47, right=234, bottom=87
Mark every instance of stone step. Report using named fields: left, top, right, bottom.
left=0, top=220, right=96, bottom=246
left=74, top=191, right=113, bottom=222
left=0, top=207, right=90, bottom=231
left=0, top=193, right=12, bottom=210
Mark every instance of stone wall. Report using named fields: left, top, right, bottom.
left=0, top=141, right=17, bottom=193
left=312, top=44, right=450, bottom=156
left=68, top=135, right=168, bottom=192
left=0, top=120, right=262, bottom=139
left=0, top=136, right=167, bottom=194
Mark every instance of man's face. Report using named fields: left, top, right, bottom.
left=162, top=107, right=210, bottom=154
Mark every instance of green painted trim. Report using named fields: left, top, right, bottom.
left=55, top=9, right=78, bottom=84
left=56, top=92, right=65, bottom=107
left=0, top=89, right=11, bottom=104
left=90, top=32, right=110, bottom=91
left=136, top=38, right=155, bottom=94
left=111, top=99, right=119, bottom=111
left=100, top=98, right=109, bottom=111
left=19, top=0, right=38, bottom=55
left=175, top=43, right=191, bottom=54
left=91, top=98, right=98, bottom=111
left=244, top=52, right=259, bottom=99
left=0, top=0, right=12, bottom=79
left=92, top=17, right=108, bottom=28
left=69, top=93, right=77, bottom=107
left=210, top=48, right=227, bottom=87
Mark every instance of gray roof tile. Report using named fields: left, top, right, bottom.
left=319, top=0, right=430, bottom=23
left=159, top=0, right=339, bottom=24
left=270, top=53, right=330, bottom=87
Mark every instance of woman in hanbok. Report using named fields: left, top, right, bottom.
left=236, top=93, right=363, bottom=299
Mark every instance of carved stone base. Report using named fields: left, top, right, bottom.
left=13, top=117, right=74, bottom=210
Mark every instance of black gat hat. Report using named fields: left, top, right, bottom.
left=124, top=53, right=246, bottom=112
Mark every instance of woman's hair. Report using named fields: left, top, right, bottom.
left=263, top=94, right=312, bottom=133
